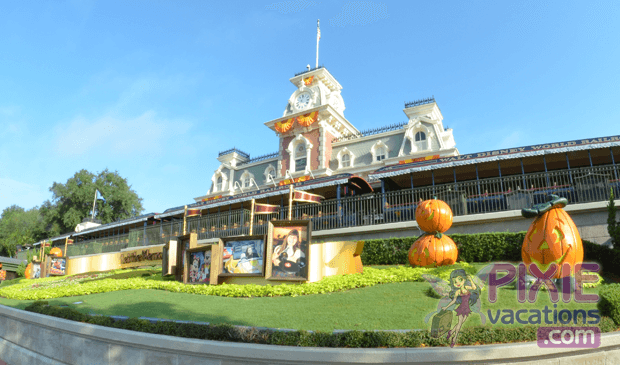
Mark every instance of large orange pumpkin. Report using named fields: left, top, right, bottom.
left=24, top=263, right=32, bottom=279
left=521, top=195, right=584, bottom=279
left=408, top=233, right=458, bottom=267
left=415, top=197, right=453, bottom=233
left=49, top=247, right=63, bottom=257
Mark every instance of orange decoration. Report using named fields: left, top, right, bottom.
left=275, top=118, right=295, bottom=133
left=415, top=197, right=453, bottom=233
left=24, top=263, right=32, bottom=279
left=303, top=76, right=314, bottom=86
left=408, top=233, right=458, bottom=268
left=521, top=198, right=584, bottom=279
left=50, top=247, right=63, bottom=257
left=296, top=111, right=318, bottom=127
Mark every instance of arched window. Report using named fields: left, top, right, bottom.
left=243, top=177, right=251, bottom=188
left=341, top=153, right=351, bottom=167
left=264, top=165, right=276, bottom=184
left=216, top=176, right=223, bottom=192
left=415, top=131, right=427, bottom=151
left=295, top=143, right=307, bottom=172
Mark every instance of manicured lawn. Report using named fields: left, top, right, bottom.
left=0, top=264, right=603, bottom=332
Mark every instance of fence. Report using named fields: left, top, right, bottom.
left=62, top=164, right=620, bottom=254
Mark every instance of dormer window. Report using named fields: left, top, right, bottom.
left=243, top=177, right=251, bottom=188
left=376, top=147, right=386, bottom=161
left=216, top=176, right=223, bottom=192
left=295, top=143, right=307, bottom=172
left=337, top=147, right=356, bottom=170
left=371, top=141, right=389, bottom=163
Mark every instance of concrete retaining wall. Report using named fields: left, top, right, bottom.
left=1, top=304, right=620, bottom=365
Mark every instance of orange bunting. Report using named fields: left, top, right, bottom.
left=399, top=154, right=440, bottom=165
left=278, top=175, right=311, bottom=186
left=275, top=118, right=295, bottom=133
left=297, top=111, right=318, bottom=127
left=202, top=195, right=222, bottom=202
left=303, top=76, right=314, bottom=86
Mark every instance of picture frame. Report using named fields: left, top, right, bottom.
left=48, top=256, right=67, bottom=276
left=175, top=233, right=197, bottom=282
left=265, top=220, right=311, bottom=281
left=218, top=235, right=266, bottom=277
left=184, top=246, right=219, bottom=285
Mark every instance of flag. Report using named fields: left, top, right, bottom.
left=67, top=239, right=74, bottom=245
left=293, top=189, right=324, bottom=204
left=317, top=19, right=321, bottom=40
left=254, top=203, right=280, bottom=215
left=186, top=208, right=202, bottom=217
left=96, top=189, right=105, bottom=201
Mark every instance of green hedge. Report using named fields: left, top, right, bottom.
left=24, top=302, right=617, bottom=348
left=598, top=284, right=620, bottom=325
left=361, top=233, right=524, bottom=265
left=360, top=233, right=615, bottom=275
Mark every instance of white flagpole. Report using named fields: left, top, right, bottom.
left=316, top=19, right=320, bottom=68
left=91, top=190, right=97, bottom=220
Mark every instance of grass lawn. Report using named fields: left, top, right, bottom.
left=0, top=263, right=604, bottom=333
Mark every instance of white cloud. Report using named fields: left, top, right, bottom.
left=53, top=111, right=192, bottom=157
left=493, top=131, right=523, bottom=150
left=0, top=177, right=48, bottom=211
left=330, top=1, right=389, bottom=27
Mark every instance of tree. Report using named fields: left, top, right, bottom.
left=0, top=205, right=46, bottom=257
left=608, top=188, right=620, bottom=248
left=41, top=169, right=144, bottom=235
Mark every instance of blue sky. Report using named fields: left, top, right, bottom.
left=1, top=0, right=619, bottom=216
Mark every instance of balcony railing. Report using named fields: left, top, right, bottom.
left=63, top=164, right=620, bottom=255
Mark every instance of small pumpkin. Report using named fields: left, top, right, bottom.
left=408, top=233, right=458, bottom=267
left=521, top=195, right=584, bottom=279
left=49, top=247, right=63, bottom=257
left=24, top=263, right=32, bottom=279
left=415, top=197, right=453, bottom=233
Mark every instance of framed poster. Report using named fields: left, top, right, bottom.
left=219, top=235, right=266, bottom=277
left=184, top=246, right=215, bottom=285
left=49, top=257, right=67, bottom=276
left=265, top=220, right=311, bottom=281
left=31, top=261, right=42, bottom=279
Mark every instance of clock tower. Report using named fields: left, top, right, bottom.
left=265, top=67, right=358, bottom=180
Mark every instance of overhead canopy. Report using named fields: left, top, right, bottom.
left=348, top=176, right=373, bottom=195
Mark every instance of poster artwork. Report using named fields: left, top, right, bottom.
left=188, top=250, right=211, bottom=284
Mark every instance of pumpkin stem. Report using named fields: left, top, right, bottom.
left=434, top=232, right=443, bottom=239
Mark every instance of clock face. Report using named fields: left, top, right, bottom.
left=295, top=93, right=311, bottom=110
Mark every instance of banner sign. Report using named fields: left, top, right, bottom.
left=120, top=246, right=164, bottom=268
left=254, top=203, right=280, bottom=214
left=186, top=209, right=201, bottom=217
left=293, top=190, right=323, bottom=204
left=371, top=135, right=620, bottom=180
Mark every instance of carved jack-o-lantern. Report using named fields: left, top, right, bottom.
left=415, top=197, right=453, bottom=233
left=408, top=233, right=458, bottom=268
left=521, top=195, right=584, bottom=279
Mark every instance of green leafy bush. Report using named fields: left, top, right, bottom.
left=598, top=284, right=620, bottom=325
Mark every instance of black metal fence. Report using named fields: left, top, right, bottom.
left=67, top=164, right=620, bottom=254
